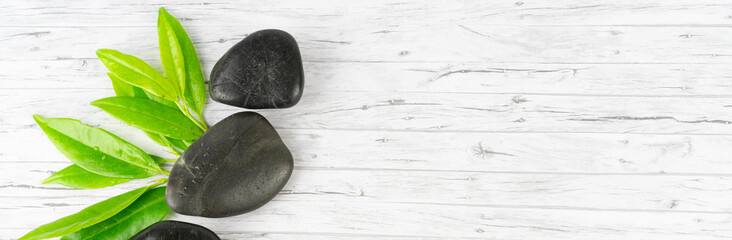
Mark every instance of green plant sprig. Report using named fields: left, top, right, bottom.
left=20, top=8, right=206, bottom=240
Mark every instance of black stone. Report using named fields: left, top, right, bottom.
left=210, top=29, right=304, bottom=109
left=131, top=221, right=220, bottom=240
left=166, top=112, right=294, bottom=218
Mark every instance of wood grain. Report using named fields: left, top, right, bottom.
left=3, top=162, right=732, bottom=213
left=2, top=0, right=732, bottom=239
left=3, top=89, right=732, bottom=134
left=4, top=60, right=732, bottom=97
left=2, top=26, right=732, bottom=63
left=2, top=200, right=731, bottom=239
left=2, top=0, right=732, bottom=27
left=4, top=126, right=732, bottom=174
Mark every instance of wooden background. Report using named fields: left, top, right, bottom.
left=2, top=0, right=732, bottom=239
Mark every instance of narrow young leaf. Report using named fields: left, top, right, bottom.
left=42, top=164, right=131, bottom=189
left=18, top=186, right=149, bottom=240
left=62, top=187, right=170, bottom=240
left=33, top=115, right=162, bottom=178
left=96, top=49, right=177, bottom=101
left=91, top=97, right=202, bottom=140
left=160, top=7, right=206, bottom=115
left=158, top=8, right=186, bottom=96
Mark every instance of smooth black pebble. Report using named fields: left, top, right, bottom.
left=166, top=112, right=294, bottom=218
left=210, top=29, right=304, bottom=109
left=131, top=221, right=220, bottom=240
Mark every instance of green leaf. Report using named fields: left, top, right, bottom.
left=108, top=72, right=178, bottom=109
left=33, top=115, right=162, bottom=178
left=42, top=164, right=130, bottom=189
left=109, top=73, right=138, bottom=98
left=109, top=72, right=181, bottom=149
left=96, top=49, right=177, bottom=101
left=61, top=187, right=170, bottom=240
left=160, top=7, right=206, bottom=115
left=167, top=138, right=191, bottom=151
left=158, top=8, right=186, bottom=96
left=142, top=131, right=169, bottom=147
left=18, top=186, right=149, bottom=240
left=144, top=131, right=188, bottom=153
left=143, top=90, right=179, bottom=109
left=149, top=155, right=174, bottom=164
left=91, top=97, right=202, bottom=140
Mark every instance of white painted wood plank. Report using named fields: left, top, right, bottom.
left=2, top=200, right=731, bottom=239
left=4, top=127, right=732, bottom=174
left=2, top=163, right=732, bottom=213
left=2, top=0, right=732, bottom=27
left=4, top=60, right=732, bottom=97
left=3, top=89, right=732, bottom=134
left=2, top=25, right=732, bottom=63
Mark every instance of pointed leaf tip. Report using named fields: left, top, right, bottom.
left=41, top=176, right=52, bottom=185
left=158, top=7, right=206, bottom=116
left=95, top=49, right=113, bottom=58
left=157, top=10, right=187, bottom=97
left=41, top=164, right=132, bottom=189
left=32, top=116, right=161, bottom=178
left=18, top=186, right=149, bottom=240
left=95, top=49, right=178, bottom=102
left=92, top=97, right=202, bottom=140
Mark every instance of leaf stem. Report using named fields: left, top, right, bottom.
left=149, top=177, right=169, bottom=187
left=169, top=148, right=181, bottom=156
left=196, top=114, right=207, bottom=128
left=175, top=101, right=207, bottom=131
left=159, top=137, right=182, bottom=156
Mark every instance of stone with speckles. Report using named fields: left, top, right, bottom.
left=166, top=112, right=294, bottom=218
left=131, top=221, right=220, bottom=240
left=209, top=29, right=304, bottom=109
